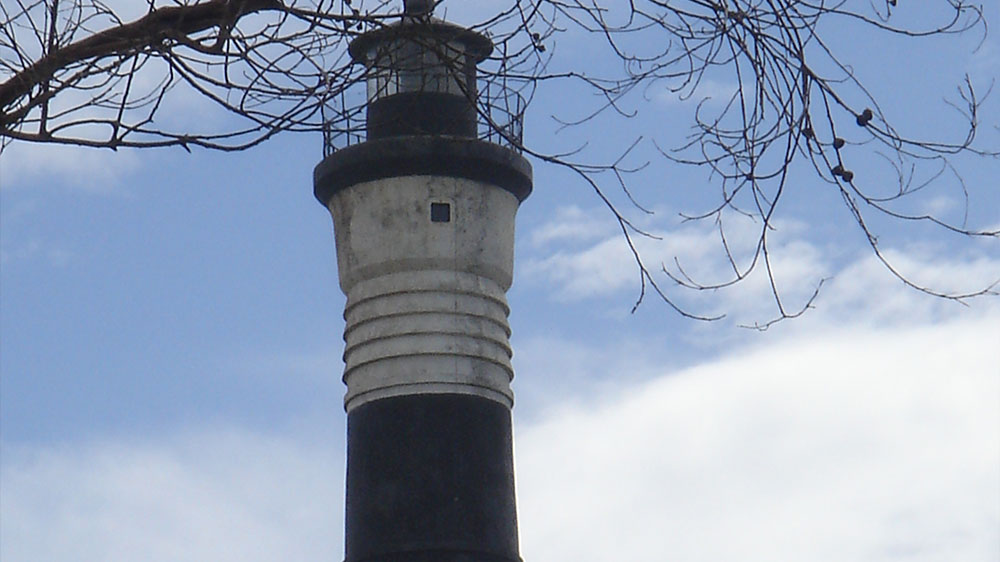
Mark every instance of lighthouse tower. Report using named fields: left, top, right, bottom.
left=313, top=1, right=532, bottom=561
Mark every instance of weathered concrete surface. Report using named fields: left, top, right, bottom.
left=327, top=174, right=521, bottom=411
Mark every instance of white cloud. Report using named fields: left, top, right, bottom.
left=805, top=249, right=1000, bottom=328
left=516, top=315, right=1000, bottom=562
left=522, top=209, right=828, bottom=317
left=523, top=233, right=637, bottom=297
left=0, top=141, right=140, bottom=193
left=522, top=205, right=999, bottom=326
left=521, top=206, right=741, bottom=298
left=1, top=428, right=343, bottom=562
left=3, top=315, right=996, bottom=562
left=921, top=194, right=960, bottom=218
left=527, top=205, right=619, bottom=247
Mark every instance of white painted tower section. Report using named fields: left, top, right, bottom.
left=328, top=174, right=520, bottom=411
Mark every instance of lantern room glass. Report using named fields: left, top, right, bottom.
left=365, top=39, right=477, bottom=102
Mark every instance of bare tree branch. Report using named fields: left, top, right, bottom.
left=2, top=0, right=997, bottom=325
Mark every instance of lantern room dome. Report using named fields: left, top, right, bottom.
left=348, top=17, right=493, bottom=66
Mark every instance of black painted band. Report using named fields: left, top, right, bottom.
left=345, top=393, right=520, bottom=562
left=313, top=136, right=533, bottom=206
left=367, top=92, right=477, bottom=140
left=350, top=549, right=521, bottom=562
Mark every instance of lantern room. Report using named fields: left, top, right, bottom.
left=347, top=2, right=493, bottom=139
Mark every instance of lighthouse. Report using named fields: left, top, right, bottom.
left=313, top=1, right=532, bottom=561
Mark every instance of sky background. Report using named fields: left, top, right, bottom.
left=2, top=2, right=999, bottom=561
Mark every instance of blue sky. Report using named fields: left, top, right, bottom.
left=2, top=2, right=999, bottom=560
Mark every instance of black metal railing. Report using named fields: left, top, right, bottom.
left=477, top=78, right=525, bottom=150
left=321, top=87, right=367, bottom=156
left=321, top=76, right=525, bottom=157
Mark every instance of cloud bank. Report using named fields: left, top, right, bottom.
left=521, top=205, right=999, bottom=327
left=4, top=312, right=996, bottom=562
left=516, top=315, right=999, bottom=562
left=1, top=429, right=343, bottom=562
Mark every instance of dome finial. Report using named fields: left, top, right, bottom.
left=403, top=0, right=433, bottom=16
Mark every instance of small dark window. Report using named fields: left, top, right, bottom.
left=430, top=202, right=451, bottom=223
